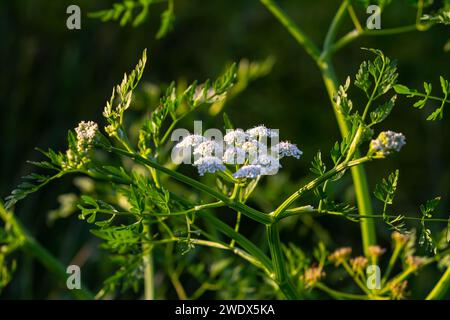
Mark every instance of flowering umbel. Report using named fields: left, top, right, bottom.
left=174, top=125, right=302, bottom=178
left=62, top=121, right=99, bottom=170
left=75, top=121, right=99, bottom=153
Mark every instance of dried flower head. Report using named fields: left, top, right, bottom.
left=350, top=256, right=369, bottom=272
left=272, top=141, right=303, bottom=159
left=193, top=156, right=226, bottom=176
left=367, top=245, right=386, bottom=258
left=75, top=121, right=99, bottom=152
left=233, top=165, right=262, bottom=179
left=370, top=131, right=406, bottom=156
left=328, top=247, right=352, bottom=265
left=302, top=266, right=325, bottom=288
left=405, top=256, right=427, bottom=269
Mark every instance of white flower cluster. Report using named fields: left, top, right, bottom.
left=75, top=121, right=99, bottom=152
left=175, top=125, right=302, bottom=178
left=370, top=131, right=406, bottom=156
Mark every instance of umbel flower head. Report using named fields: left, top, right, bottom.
left=272, top=141, right=303, bottom=159
left=350, top=256, right=368, bottom=272
left=175, top=134, right=205, bottom=150
left=367, top=245, right=386, bottom=258
left=193, top=156, right=226, bottom=176
left=174, top=125, right=302, bottom=178
left=62, top=121, right=99, bottom=170
left=75, top=121, right=99, bottom=152
left=233, top=165, right=262, bottom=179
left=370, top=131, right=406, bottom=156
left=246, top=125, right=279, bottom=140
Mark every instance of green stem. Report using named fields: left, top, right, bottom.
left=342, top=260, right=372, bottom=295
left=278, top=207, right=450, bottom=223
left=197, top=211, right=273, bottom=274
left=0, top=204, right=94, bottom=299
left=107, top=146, right=272, bottom=225
left=142, top=224, right=154, bottom=300
left=274, top=156, right=379, bottom=218
left=323, top=1, right=349, bottom=51
left=320, top=61, right=377, bottom=256
left=315, top=282, right=371, bottom=300
left=347, top=2, right=363, bottom=32
left=259, top=0, right=321, bottom=62
left=426, top=267, right=450, bottom=300
left=113, top=130, right=156, bottom=300
left=381, top=245, right=402, bottom=287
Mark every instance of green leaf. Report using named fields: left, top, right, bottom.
left=374, top=170, right=406, bottom=232
left=223, top=112, right=234, bottom=130
left=330, top=141, right=341, bottom=165
left=355, top=61, right=372, bottom=96
left=334, top=77, right=353, bottom=117
left=393, top=84, right=412, bottom=95
left=419, top=197, right=441, bottom=254
left=370, top=95, right=396, bottom=125
left=396, top=76, right=450, bottom=121
left=374, top=170, right=399, bottom=205
left=156, top=0, right=175, bottom=39
left=362, top=48, right=398, bottom=98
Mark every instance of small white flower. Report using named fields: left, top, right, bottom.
left=247, top=125, right=278, bottom=139
left=241, top=140, right=267, bottom=162
left=224, top=129, right=249, bottom=146
left=193, top=156, right=226, bottom=176
left=272, top=141, right=303, bottom=159
left=175, top=134, right=206, bottom=150
left=370, top=131, right=406, bottom=155
left=233, top=165, right=262, bottom=179
left=193, top=140, right=222, bottom=157
left=223, top=147, right=246, bottom=164
left=252, top=154, right=281, bottom=175
left=75, top=121, right=98, bottom=152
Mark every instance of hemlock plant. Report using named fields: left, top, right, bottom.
left=2, top=0, right=450, bottom=300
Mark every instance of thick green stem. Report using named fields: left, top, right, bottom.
left=260, top=0, right=321, bottom=61
left=142, top=224, right=154, bottom=300
left=320, top=60, right=377, bottom=256
left=426, top=267, right=450, bottom=300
